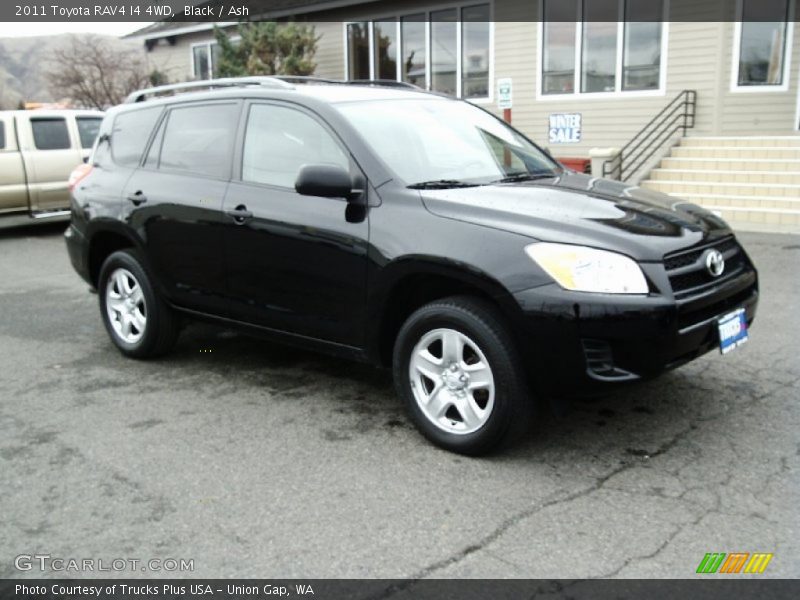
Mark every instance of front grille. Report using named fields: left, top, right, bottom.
left=664, top=236, right=747, bottom=297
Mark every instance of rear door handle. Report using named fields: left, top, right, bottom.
left=225, top=205, right=253, bottom=224
left=127, top=191, right=147, bottom=206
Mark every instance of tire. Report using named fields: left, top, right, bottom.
left=98, top=249, right=179, bottom=358
left=393, top=295, right=534, bottom=455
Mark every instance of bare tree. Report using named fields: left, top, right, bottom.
left=47, top=34, right=152, bottom=109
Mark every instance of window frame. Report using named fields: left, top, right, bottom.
left=148, top=100, right=242, bottom=181
left=342, top=1, right=494, bottom=103
left=730, top=0, right=794, bottom=93
left=190, top=36, right=240, bottom=80
left=537, top=0, right=670, bottom=101
left=29, top=117, right=72, bottom=151
left=235, top=100, right=355, bottom=193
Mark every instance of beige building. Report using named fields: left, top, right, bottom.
left=128, top=0, right=800, bottom=231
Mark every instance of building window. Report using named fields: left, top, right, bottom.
left=735, top=0, right=791, bottom=88
left=346, top=22, right=370, bottom=79
left=541, top=0, right=666, bottom=96
left=373, top=20, right=399, bottom=80
left=462, top=4, right=491, bottom=98
left=401, top=15, right=426, bottom=86
left=345, top=4, right=492, bottom=100
left=192, top=42, right=221, bottom=80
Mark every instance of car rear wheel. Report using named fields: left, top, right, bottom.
left=98, top=249, right=179, bottom=358
left=393, top=296, right=534, bottom=455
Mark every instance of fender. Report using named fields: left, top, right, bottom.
left=365, top=255, right=525, bottom=364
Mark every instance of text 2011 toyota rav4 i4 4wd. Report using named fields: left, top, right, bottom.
left=65, top=77, right=758, bottom=455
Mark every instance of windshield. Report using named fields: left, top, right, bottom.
left=336, top=98, right=560, bottom=187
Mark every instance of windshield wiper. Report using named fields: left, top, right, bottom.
left=491, top=172, right=557, bottom=184
left=407, top=179, right=482, bottom=190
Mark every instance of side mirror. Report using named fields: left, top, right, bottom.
left=295, top=164, right=354, bottom=199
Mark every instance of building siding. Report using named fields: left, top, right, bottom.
left=138, top=0, right=799, bottom=156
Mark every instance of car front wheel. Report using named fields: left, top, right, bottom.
left=393, top=296, right=534, bottom=455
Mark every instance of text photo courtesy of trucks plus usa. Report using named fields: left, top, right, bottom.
left=0, top=0, right=798, bottom=597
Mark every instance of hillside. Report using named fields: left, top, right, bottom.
left=0, top=34, right=141, bottom=109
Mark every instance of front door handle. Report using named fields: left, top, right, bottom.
left=225, top=205, right=253, bottom=224
left=127, top=191, right=147, bottom=206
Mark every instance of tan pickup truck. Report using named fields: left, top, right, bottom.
left=0, top=109, right=103, bottom=227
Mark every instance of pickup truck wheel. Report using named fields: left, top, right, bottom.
left=393, top=296, right=534, bottom=455
left=98, top=250, right=179, bottom=358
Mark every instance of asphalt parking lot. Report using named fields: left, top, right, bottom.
left=0, top=224, right=798, bottom=580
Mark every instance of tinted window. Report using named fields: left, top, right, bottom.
left=347, top=22, right=370, bottom=79
left=76, top=117, right=102, bottom=149
left=738, top=0, right=789, bottom=86
left=31, top=118, right=70, bottom=150
left=159, top=103, right=239, bottom=179
left=112, top=107, right=162, bottom=167
left=0, top=121, right=5, bottom=150
left=242, top=104, right=349, bottom=188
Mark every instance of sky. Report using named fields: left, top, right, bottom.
left=0, top=22, right=150, bottom=38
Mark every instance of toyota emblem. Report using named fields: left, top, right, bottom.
left=705, top=249, right=725, bottom=277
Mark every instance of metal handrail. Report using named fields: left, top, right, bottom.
left=603, top=90, right=697, bottom=181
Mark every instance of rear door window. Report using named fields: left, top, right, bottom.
left=157, top=103, right=239, bottom=179
left=0, top=121, right=5, bottom=149
left=31, top=118, right=71, bottom=150
left=76, top=117, right=102, bottom=149
left=112, top=107, right=163, bottom=167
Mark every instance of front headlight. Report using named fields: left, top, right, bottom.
left=525, top=243, right=648, bottom=294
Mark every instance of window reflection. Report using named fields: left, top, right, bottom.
left=431, top=9, right=458, bottom=95
left=401, top=15, right=426, bottom=86
left=373, top=20, right=398, bottom=80
left=738, top=0, right=789, bottom=86
left=347, top=22, right=370, bottom=80
left=542, top=1, right=577, bottom=94
left=462, top=5, right=491, bottom=99
left=623, top=0, right=662, bottom=90
left=581, top=0, right=618, bottom=93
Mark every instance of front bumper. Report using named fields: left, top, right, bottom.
left=511, top=267, right=758, bottom=398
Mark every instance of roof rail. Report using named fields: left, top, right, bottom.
left=124, top=76, right=294, bottom=103
left=273, top=76, right=422, bottom=90
left=347, top=79, right=421, bottom=90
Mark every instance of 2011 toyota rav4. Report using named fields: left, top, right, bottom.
left=65, top=77, right=758, bottom=455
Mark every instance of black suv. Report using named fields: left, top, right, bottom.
left=65, top=77, right=758, bottom=455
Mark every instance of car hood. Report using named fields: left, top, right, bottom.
left=419, top=172, right=732, bottom=262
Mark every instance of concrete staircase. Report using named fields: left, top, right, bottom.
left=639, top=136, right=800, bottom=234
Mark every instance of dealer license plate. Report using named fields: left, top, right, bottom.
left=718, top=308, right=748, bottom=355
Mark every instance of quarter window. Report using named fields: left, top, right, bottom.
left=31, top=118, right=70, bottom=150
left=541, top=0, right=666, bottom=96
left=242, top=104, right=349, bottom=189
left=346, top=4, right=492, bottom=100
left=736, top=0, right=790, bottom=87
left=158, top=103, right=239, bottom=179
